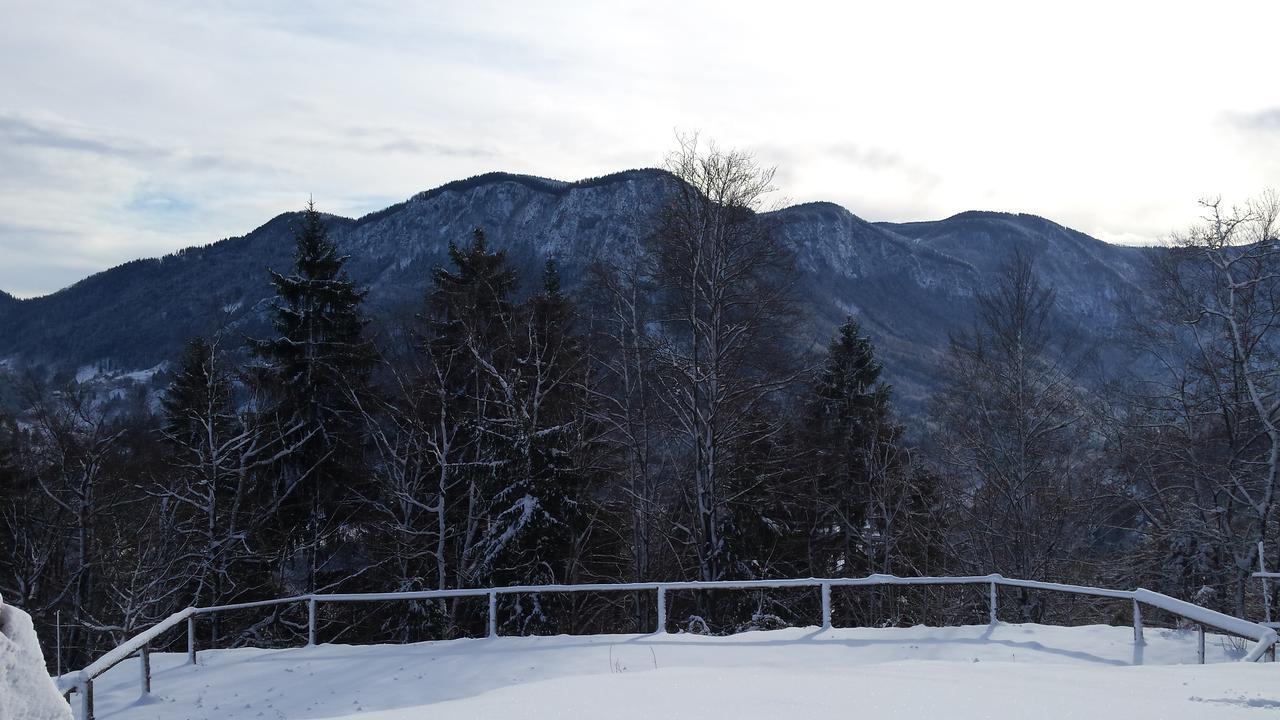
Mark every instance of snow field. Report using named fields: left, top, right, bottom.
left=76, top=623, right=1279, bottom=719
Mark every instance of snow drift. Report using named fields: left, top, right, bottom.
left=1, top=596, right=72, bottom=720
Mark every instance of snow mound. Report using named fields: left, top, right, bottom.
left=1, top=598, right=72, bottom=720
left=77, top=624, right=1278, bottom=719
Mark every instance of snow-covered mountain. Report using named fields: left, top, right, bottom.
left=0, top=169, right=1157, bottom=409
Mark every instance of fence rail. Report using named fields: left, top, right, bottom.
left=63, top=573, right=1280, bottom=720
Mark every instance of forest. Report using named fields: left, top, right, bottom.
left=3, top=141, right=1279, bottom=672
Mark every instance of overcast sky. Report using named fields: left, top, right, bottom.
left=2, top=1, right=1278, bottom=297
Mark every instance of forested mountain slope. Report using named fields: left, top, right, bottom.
left=0, top=169, right=1155, bottom=408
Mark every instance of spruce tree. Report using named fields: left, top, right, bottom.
left=799, top=317, right=898, bottom=578
left=424, top=239, right=595, bottom=628
left=160, top=336, right=250, bottom=634
left=162, top=336, right=232, bottom=446
left=482, top=261, right=590, bottom=591
left=429, top=228, right=518, bottom=371
left=251, top=200, right=375, bottom=592
left=425, top=229, right=519, bottom=589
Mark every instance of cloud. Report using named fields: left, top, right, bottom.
left=0, top=223, right=104, bottom=297
left=339, top=125, right=499, bottom=159
left=125, top=189, right=197, bottom=218
left=1229, top=107, right=1280, bottom=132
left=0, top=113, right=164, bottom=160
left=2, top=1, right=1279, bottom=296
left=825, top=143, right=941, bottom=189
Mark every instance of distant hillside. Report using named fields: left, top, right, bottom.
left=0, top=169, right=1158, bottom=410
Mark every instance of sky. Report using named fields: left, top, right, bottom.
left=2, top=1, right=1278, bottom=298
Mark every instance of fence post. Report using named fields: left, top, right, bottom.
left=988, top=581, right=998, bottom=624
left=1259, top=540, right=1273, bottom=625
left=656, top=585, right=667, bottom=634
left=139, top=644, right=151, bottom=696
left=81, top=676, right=94, bottom=720
left=187, top=614, right=196, bottom=665
left=488, top=591, right=498, bottom=638
left=1132, top=599, right=1144, bottom=646
left=307, top=598, right=317, bottom=647
left=821, top=583, right=832, bottom=629
left=1197, top=624, right=1206, bottom=664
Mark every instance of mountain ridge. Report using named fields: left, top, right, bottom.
left=0, top=168, right=1158, bottom=409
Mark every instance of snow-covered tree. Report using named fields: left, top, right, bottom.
left=251, top=201, right=376, bottom=593
left=1117, top=193, right=1280, bottom=617
left=158, top=334, right=303, bottom=641
left=476, top=261, right=593, bottom=599
left=646, top=135, right=800, bottom=587
left=930, top=249, right=1098, bottom=620
left=583, top=249, right=670, bottom=626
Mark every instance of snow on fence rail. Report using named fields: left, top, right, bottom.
left=63, top=573, right=1280, bottom=720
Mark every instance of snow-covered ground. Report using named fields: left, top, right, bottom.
left=77, top=623, right=1279, bottom=719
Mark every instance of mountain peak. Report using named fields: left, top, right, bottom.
left=770, top=200, right=875, bottom=227
left=354, top=168, right=673, bottom=228
left=413, top=167, right=673, bottom=202
left=944, top=209, right=1031, bottom=222
left=886, top=209, right=1094, bottom=245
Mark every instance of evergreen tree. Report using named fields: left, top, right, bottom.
left=250, top=201, right=376, bottom=592
left=798, top=317, right=899, bottom=578
left=429, top=228, right=518, bottom=368
left=481, top=260, right=591, bottom=592
left=160, top=336, right=236, bottom=608
left=159, top=335, right=287, bottom=637
left=422, top=239, right=596, bottom=630
left=425, top=229, right=520, bottom=590
left=162, top=337, right=233, bottom=446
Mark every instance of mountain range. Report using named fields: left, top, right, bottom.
left=0, top=168, right=1157, bottom=410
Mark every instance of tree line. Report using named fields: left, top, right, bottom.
left=2, top=141, right=1278, bottom=669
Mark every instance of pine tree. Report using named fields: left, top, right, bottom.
left=422, top=239, right=596, bottom=630
left=250, top=200, right=376, bottom=592
left=160, top=336, right=236, bottom=609
left=429, top=228, right=518, bottom=368
left=481, top=260, right=590, bottom=593
left=159, top=335, right=288, bottom=638
left=799, top=317, right=899, bottom=578
left=425, top=229, right=520, bottom=591
left=162, top=337, right=233, bottom=447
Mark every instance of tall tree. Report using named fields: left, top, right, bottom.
left=798, top=317, right=898, bottom=578
left=250, top=200, right=375, bottom=592
left=477, top=261, right=592, bottom=589
left=159, top=335, right=297, bottom=640
left=1117, top=193, right=1280, bottom=616
left=584, top=250, right=670, bottom=629
left=647, top=135, right=800, bottom=588
left=426, top=229, right=520, bottom=592
left=930, top=249, right=1097, bottom=620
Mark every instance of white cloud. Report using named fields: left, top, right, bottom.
left=1, top=0, right=1278, bottom=296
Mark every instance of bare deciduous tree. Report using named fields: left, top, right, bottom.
left=931, top=249, right=1099, bottom=619
left=646, top=135, right=800, bottom=583
left=1118, top=193, right=1280, bottom=616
